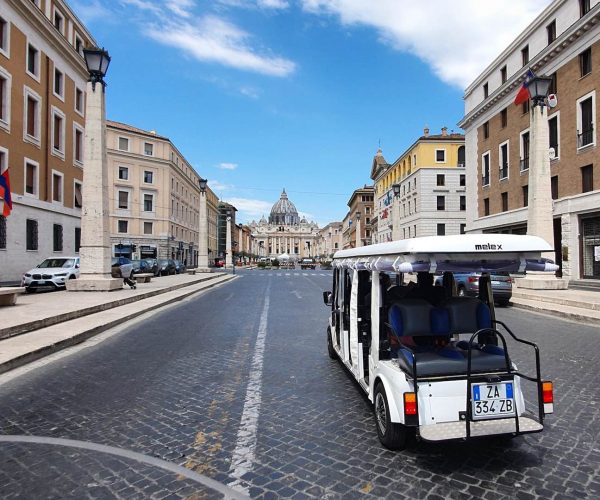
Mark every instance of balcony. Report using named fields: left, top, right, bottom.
left=577, top=126, right=594, bottom=148
left=482, top=175, right=490, bottom=187
left=519, top=157, right=529, bottom=171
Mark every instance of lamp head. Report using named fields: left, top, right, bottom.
left=83, top=47, right=110, bottom=89
left=199, top=177, right=207, bottom=192
left=392, top=183, right=401, bottom=196
left=529, top=75, right=553, bottom=107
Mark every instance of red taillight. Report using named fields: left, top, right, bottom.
left=542, top=381, right=553, bottom=404
left=404, top=392, right=417, bottom=415
left=467, top=277, right=478, bottom=283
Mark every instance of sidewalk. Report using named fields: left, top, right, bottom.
left=0, top=271, right=236, bottom=375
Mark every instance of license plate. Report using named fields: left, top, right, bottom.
left=472, top=382, right=515, bottom=420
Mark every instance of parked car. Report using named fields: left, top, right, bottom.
left=157, top=259, right=177, bottom=276
left=130, top=259, right=152, bottom=274
left=434, top=272, right=513, bottom=306
left=174, top=260, right=186, bottom=273
left=111, top=257, right=134, bottom=280
left=214, top=258, right=225, bottom=268
left=144, top=258, right=160, bottom=276
left=300, top=258, right=318, bottom=270
left=21, top=257, right=80, bottom=292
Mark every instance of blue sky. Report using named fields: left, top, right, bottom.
left=71, top=0, right=549, bottom=226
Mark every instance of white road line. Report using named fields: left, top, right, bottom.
left=228, top=287, right=270, bottom=494
left=291, top=290, right=302, bottom=299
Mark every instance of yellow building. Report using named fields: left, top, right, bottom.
left=371, top=127, right=466, bottom=242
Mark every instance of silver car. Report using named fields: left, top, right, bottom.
left=21, top=257, right=80, bottom=292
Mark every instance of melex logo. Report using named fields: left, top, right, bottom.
left=475, top=243, right=503, bottom=251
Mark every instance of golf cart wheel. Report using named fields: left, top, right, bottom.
left=374, top=382, right=407, bottom=450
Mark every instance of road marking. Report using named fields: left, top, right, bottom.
left=291, top=290, right=302, bottom=299
left=228, top=286, right=270, bottom=494
left=224, top=292, right=234, bottom=301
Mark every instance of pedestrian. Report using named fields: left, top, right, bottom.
left=124, top=275, right=137, bottom=289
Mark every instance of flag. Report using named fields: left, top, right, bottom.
left=514, top=69, right=535, bottom=106
left=0, top=164, right=12, bottom=216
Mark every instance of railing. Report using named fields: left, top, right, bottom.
left=577, top=126, right=594, bottom=148
left=520, top=157, right=529, bottom=171
left=499, top=163, right=509, bottom=179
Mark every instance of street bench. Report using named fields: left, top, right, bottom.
left=133, top=273, right=153, bottom=283
left=0, top=287, right=26, bottom=306
left=186, top=268, right=198, bottom=275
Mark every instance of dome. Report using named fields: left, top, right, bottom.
left=269, top=189, right=299, bottom=225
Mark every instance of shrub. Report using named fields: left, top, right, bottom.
left=271, top=259, right=280, bottom=267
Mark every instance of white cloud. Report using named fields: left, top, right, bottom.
left=258, top=0, right=289, bottom=8
left=207, top=180, right=234, bottom=192
left=224, top=197, right=273, bottom=218
left=146, top=15, right=296, bottom=77
left=165, top=0, right=195, bottom=18
left=217, top=0, right=289, bottom=9
left=71, top=0, right=114, bottom=23
left=217, top=162, right=238, bottom=170
left=301, top=0, right=548, bottom=88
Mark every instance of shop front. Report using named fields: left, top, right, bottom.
left=581, top=214, right=600, bottom=280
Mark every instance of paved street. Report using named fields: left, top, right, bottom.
left=0, top=269, right=599, bottom=499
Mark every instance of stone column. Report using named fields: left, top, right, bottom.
left=225, top=216, right=232, bottom=269
left=197, top=190, right=210, bottom=271
left=355, top=218, right=362, bottom=248
left=68, top=81, right=121, bottom=291
left=392, top=198, right=401, bottom=241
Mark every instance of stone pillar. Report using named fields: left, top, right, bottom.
left=392, top=198, right=401, bottom=241
left=197, top=190, right=210, bottom=271
left=68, top=81, right=121, bottom=291
left=226, top=217, right=232, bottom=268
left=355, top=218, right=362, bottom=248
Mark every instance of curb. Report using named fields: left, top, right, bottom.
left=510, top=299, right=600, bottom=325
left=0, top=274, right=226, bottom=341
left=0, top=275, right=236, bottom=376
left=511, top=291, right=600, bottom=311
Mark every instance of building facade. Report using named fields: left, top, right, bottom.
left=315, top=221, right=343, bottom=259
left=372, top=129, right=466, bottom=242
left=342, top=186, right=374, bottom=249
left=0, top=0, right=95, bottom=282
left=106, top=120, right=215, bottom=267
left=249, top=189, right=319, bottom=259
left=459, top=0, right=600, bottom=281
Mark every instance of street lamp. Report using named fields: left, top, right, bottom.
left=197, top=177, right=209, bottom=271
left=355, top=211, right=362, bottom=248
left=225, top=210, right=233, bottom=270
left=68, top=47, right=121, bottom=291
left=392, top=183, right=401, bottom=241
left=520, top=73, right=566, bottom=289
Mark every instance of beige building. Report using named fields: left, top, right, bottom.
left=0, top=0, right=95, bottom=282
left=459, top=0, right=600, bottom=282
left=342, top=186, right=374, bottom=249
left=315, top=221, right=343, bottom=259
left=106, top=121, right=216, bottom=266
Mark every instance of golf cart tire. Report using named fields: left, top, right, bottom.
left=374, top=382, right=407, bottom=450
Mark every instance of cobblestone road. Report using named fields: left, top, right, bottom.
left=0, top=269, right=598, bottom=499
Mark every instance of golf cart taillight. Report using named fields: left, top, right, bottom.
left=404, top=392, right=417, bottom=415
left=467, top=277, right=478, bottom=283
left=542, top=381, right=553, bottom=403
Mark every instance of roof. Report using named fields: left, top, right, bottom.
left=107, top=121, right=170, bottom=141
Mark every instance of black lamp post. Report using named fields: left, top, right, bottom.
left=199, top=177, right=207, bottom=192
left=528, top=75, right=553, bottom=107
left=392, top=183, right=401, bottom=241
left=83, top=47, right=111, bottom=90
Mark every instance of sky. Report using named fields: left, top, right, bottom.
left=71, top=0, right=551, bottom=226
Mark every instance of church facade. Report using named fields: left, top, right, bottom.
left=249, top=190, right=319, bottom=259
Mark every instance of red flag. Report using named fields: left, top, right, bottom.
left=514, top=69, right=535, bottom=106
left=0, top=165, right=11, bottom=216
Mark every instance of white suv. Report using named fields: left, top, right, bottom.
left=21, top=257, right=80, bottom=292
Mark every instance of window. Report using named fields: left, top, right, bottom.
left=580, top=48, right=592, bottom=77
left=118, top=137, right=129, bottom=151
left=499, top=141, right=509, bottom=179
left=500, top=65, right=507, bottom=84
left=74, top=125, right=84, bottom=165
left=53, top=68, right=64, bottom=99
left=577, top=93, right=595, bottom=148
left=24, top=88, right=41, bottom=141
left=484, top=198, right=490, bottom=216
left=24, top=160, right=38, bottom=196
left=460, top=224, right=466, bottom=235
left=482, top=152, right=490, bottom=186
left=118, top=166, right=129, bottom=180
left=0, top=16, right=9, bottom=57
left=118, top=220, right=128, bottom=233
left=483, top=82, right=488, bottom=99
left=435, top=149, right=446, bottom=163
left=27, top=43, right=39, bottom=78
left=75, top=227, right=81, bottom=252
left=548, top=113, right=559, bottom=158
left=144, top=142, right=154, bottom=156
left=460, top=196, right=466, bottom=211
left=437, top=224, right=445, bottom=236
left=580, top=0, right=590, bottom=17
left=0, top=69, right=10, bottom=127
left=501, top=108, right=507, bottom=128
left=26, top=219, right=38, bottom=250
left=582, top=165, right=593, bottom=193
left=0, top=215, right=5, bottom=249
left=74, top=181, right=82, bottom=208
left=437, top=196, right=445, bottom=211
left=460, top=174, right=465, bottom=187
left=520, top=130, right=530, bottom=171
left=75, top=87, right=84, bottom=114
left=483, top=121, right=489, bottom=139
left=53, top=224, right=63, bottom=252
left=436, top=174, right=445, bottom=186
left=547, top=20, right=556, bottom=45
left=144, top=222, right=153, bottom=235
left=523, top=185, right=529, bottom=207
left=52, top=172, right=63, bottom=203
left=143, top=171, right=153, bottom=184
left=74, top=34, right=83, bottom=55
left=501, top=192, right=508, bottom=212
left=522, top=100, right=530, bottom=115
left=551, top=176, right=559, bottom=200
left=521, top=45, right=529, bottom=66
left=53, top=8, right=64, bottom=33
left=118, top=191, right=129, bottom=209
left=143, top=193, right=153, bottom=212
left=51, top=108, right=65, bottom=155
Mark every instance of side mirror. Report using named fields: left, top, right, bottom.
left=322, top=291, right=332, bottom=306
left=76, top=264, right=80, bottom=269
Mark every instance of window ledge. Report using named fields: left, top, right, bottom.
left=23, top=134, right=41, bottom=148
left=577, top=143, right=595, bottom=152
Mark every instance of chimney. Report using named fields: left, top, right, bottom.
left=441, top=126, right=448, bottom=136
left=423, top=126, right=430, bottom=137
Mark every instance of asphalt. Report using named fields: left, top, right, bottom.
left=0, top=268, right=598, bottom=376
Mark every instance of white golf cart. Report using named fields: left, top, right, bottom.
left=323, top=234, right=555, bottom=449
